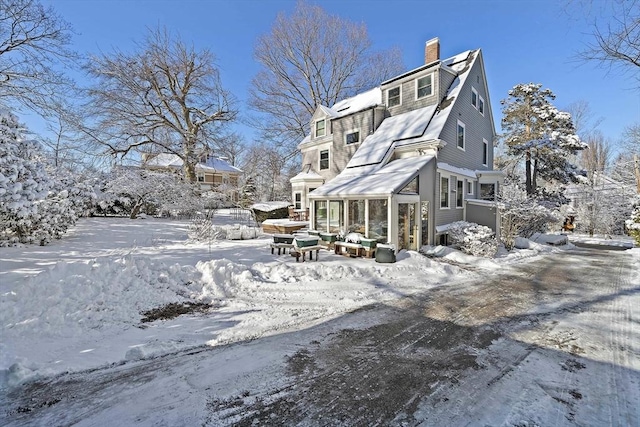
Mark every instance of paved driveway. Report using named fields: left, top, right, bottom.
left=3, top=247, right=638, bottom=426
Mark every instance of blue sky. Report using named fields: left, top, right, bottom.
left=34, top=0, right=638, bottom=150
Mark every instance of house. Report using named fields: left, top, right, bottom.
left=142, top=153, right=242, bottom=197
left=290, top=38, right=504, bottom=251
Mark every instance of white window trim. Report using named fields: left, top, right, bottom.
left=440, top=174, right=450, bottom=210
left=471, top=87, right=478, bottom=109
left=478, top=95, right=485, bottom=116
left=455, top=179, right=464, bottom=209
left=457, top=120, right=466, bottom=151
left=482, top=138, right=489, bottom=166
left=467, top=180, right=474, bottom=196
left=387, top=85, right=402, bottom=107
left=415, top=73, right=434, bottom=100
left=294, top=192, right=302, bottom=210
left=314, top=118, right=326, bottom=138
left=344, top=129, right=361, bottom=145
left=319, top=148, right=330, bottom=170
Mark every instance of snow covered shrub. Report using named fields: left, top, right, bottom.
left=188, top=211, right=222, bottom=242
left=626, top=196, right=640, bottom=245
left=101, top=168, right=203, bottom=219
left=499, top=181, right=561, bottom=250
left=447, top=221, right=498, bottom=257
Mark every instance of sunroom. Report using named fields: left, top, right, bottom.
left=307, top=155, right=435, bottom=252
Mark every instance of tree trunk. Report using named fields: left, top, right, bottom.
left=532, top=156, right=538, bottom=193
left=184, top=161, right=197, bottom=183
left=525, top=149, right=532, bottom=195
left=130, top=202, right=143, bottom=219
left=634, top=154, right=640, bottom=194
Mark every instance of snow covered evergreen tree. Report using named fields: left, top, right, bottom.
left=0, top=111, right=50, bottom=244
left=501, top=84, right=586, bottom=195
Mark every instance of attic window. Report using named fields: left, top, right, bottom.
left=416, top=74, right=433, bottom=99
left=387, top=86, right=401, bottom=107
left=478, top=96, right=485, bottom=116
left=315, top=119, right=326, bottom=138
left=345, top=130, right=360, bottom=145
left=471, top=87, right=478, bottom=108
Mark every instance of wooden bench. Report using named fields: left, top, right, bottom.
left=291, top=245, right=324, bottom=262
left=270, top=242, right=294, bottom=255
left=334, top=241, right=363, bottom=258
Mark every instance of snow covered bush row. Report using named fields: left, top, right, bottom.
left=447, top=221, right=498, bottom=257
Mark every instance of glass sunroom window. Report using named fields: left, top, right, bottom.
left=314, top=200, right=327, bottom=231
left=348, top=200, right=365, bottom=233
left=368, top=199, right=388, bottom=242
left=328, top=201, right=344, bottom=233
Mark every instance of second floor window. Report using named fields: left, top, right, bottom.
left=457, top=121, right=465, bottom=150
left=456, top=180, right=464, bottom=208
left=315, top=119, right=326, bottom=138
left=294, top=192, right=302, bottom=209
left=416, top=74, right=433, bottom=99
left=387, top=86, right=400, bottom=107
left=345, top=131, right=360, bottom=144
left=319, top=149, right=329, bottom=170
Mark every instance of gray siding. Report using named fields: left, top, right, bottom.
left=381, top=67, right=440, bottom=116
left=437, top=54, right=495, bottom=171
left=466, top=203, right=498, bottom=231
left=331, top=108, right=378, bottom=172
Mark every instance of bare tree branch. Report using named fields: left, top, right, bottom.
left=83, top=26, right=238, bottom=182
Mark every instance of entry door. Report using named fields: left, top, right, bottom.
left=398, top=203, right=417, bottom=251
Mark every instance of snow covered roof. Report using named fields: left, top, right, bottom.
left=316, top=104, right=339, bottom=118
left=310, top=155, right=434, bottom=197
left=346, top=104, right=439, bottom=168
left=438, top=162, right=477, bottom=179
left=144, top=153, right=242, bottom=173
left=330, top=87, right=382, bottom=118
left=290, top=168, right=324, bottom=183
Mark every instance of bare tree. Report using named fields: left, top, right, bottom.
left=83, top=26, right=237, bottom=182
left=577, top=0, right=640, bottom=83
left=0, top=0, right=77, bottom=116
left=581, top=130, right=612, bottom=176
left=250, top=1, right=404, bottom=159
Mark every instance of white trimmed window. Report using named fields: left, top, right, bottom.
left=319, top=149, right=329, bottom=170
left=456, top=179, right=464, bottom=208
left=467, top=180, right=474, bottom=196
left=197, top=173, right=205, bottom=182
left=440, top=175, right=449, bottom=209
left=483, top=138, right=489, bottom=166
left=315, top=119, right=326, bottom=138
left=471, top=87, right=478, bottom=108
left=480, top=183, right=496, bottom=200
left=457, top=120, right=465, bottom=150
left=345, top=130, right=360, bottom=145
left=478, top=96, right=485, bottom=116
left=294, top=192, right=302, bottom=210
left=387, top=86, right=401, bottom=107
left=416, top=74, right=433, bottom=99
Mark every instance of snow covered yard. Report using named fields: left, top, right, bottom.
left=1, top=211, right=638, bottom=426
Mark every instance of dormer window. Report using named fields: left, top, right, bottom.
left=387, top=86, right=401, bottom=107
left=416, top=74, right=433, bottom=99
left=345, top=130, right=360, bottom=145
left=315, top=119, right=326, bottom=138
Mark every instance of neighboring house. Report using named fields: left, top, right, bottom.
left=142, top=152, right=242, bottom=198
left=290, top=38, right=504, bottom=250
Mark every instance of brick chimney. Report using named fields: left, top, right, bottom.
left=425, top=37, right=440, bottom=64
